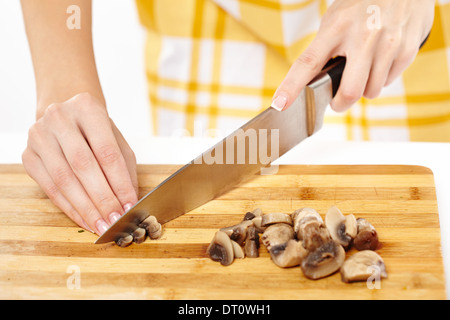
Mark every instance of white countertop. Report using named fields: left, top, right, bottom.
left=1, top=133, right=449, bottom=298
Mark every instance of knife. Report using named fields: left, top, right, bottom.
left=95, top=56, right=346, bottom=244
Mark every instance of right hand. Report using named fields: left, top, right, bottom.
left=22, top=92, right=139, bottom=235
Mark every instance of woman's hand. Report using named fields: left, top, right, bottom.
left=22, top=93, right=139, bottom=235
left=271, top=0, right=435, bottom=112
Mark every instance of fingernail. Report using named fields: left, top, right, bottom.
left=123, top=203, right=133, bottom=212
left=95, top=219, right=109, bottom=235
left=109, top=212, right=121, bottom=224
left=271, top=95, right=287, bottom=111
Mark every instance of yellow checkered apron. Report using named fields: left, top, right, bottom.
left=135, top=0, right=450, bottom=142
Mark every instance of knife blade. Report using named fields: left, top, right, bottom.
left=95, top=56, right=346, bottom=244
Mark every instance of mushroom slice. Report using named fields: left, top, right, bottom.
left=243, top=208, right=262, bottom=221
left=269, top=239, right=308, bottom=268
left=206, top=230, right=234, bottom=266
left=345, top=214, right=357, bottom=239
left=139, top=215, right=163, bottom=239
left=354, top=218, right=379, bottom=251
left=340, top=250, right=387, bottom=283
left=231, top=240, right=245, bottom=259
left=301, top=240, right=345, bottom=280
left=244, top=226, right=260, bottom=258
left=325, top=206, right=355, bottom=250
left=220, top=220, right=253, bottom=246
left=301, top=220, right=332, bottom=252
left=261, top=223, right=295, bottom=251
left=132, top=227, right=147, bottom=244
left=261, top=212, right=293, bottom=227
left=149, top=223, right=163, bottom=239
left=115, top=234, right=133, bottom=248
left=252, top=216, right=266, bottom=233
left=291, top=207, right=323, bottom=240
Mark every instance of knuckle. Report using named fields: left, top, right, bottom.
left=45, top=184, right=60, bottom=202
left=97, top=145, right=121, bottom=166
left=114, top=187, right=134, bottom=201
left=340, top=88, right=360, bottom=103
left=27, top=122, right=45, bottom=144
left=70, top=149, right=93, bottom=172
left=295, top=50, right=321, bottom=71
left=21, top=148, right=34, bottom=165
left=96, top=192, right=117, bottom=208
left=44, top=103, right=65, bottom=121
left=397, top=48, right=418, bottom=66
left=52, top=167, right=73, bottom=189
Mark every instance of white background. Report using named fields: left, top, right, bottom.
left=0, top=0, right=152, bottom=143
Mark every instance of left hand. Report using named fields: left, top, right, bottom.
left=271, top=0, right=435, bottom=112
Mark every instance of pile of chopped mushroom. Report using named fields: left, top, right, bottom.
left=114, top=215, right=163, bottom=247
left=207, top=206, right=387, bottom=283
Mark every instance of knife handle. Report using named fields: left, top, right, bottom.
left=322, top=31, right=431, bottom=97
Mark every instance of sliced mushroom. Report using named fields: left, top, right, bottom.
left=261, top=223, right=295, bottom=251
left=354, top=218, right=379, bottom=251
left=261, top=212, right=293, bottom=227
left=325, top=206, right=356, bottom=250
left=244, top=226, right=260, bottom=258
left=220, top=220, right=253, bottom=246
left=148, top=223, right=163, bottom=239
left=231, top=240, right=245, bottom=259
left=301, top=240, right=345, bottom=280
left=269, top=239, right=308, bottom=268
left=301, top=220, right=332, bottom=252
left=243, top=208, right=262, bottom=221
left=139, top=215, right=163, bottom=239
left=206, top=230, right=234, bottom=266
left=340, top=250, right=387, bottom=283
left=115, top=234, right=133, bottom=248
left=132, top=227, right=147, bottom=244
left=252, top=216, right=265, bottom=233
left=291, top=207, right=323, bottom=240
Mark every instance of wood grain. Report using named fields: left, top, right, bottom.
left=0, top=164, right=445, bottom=299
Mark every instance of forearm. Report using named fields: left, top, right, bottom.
left=21, top=0, right=105, bottom=118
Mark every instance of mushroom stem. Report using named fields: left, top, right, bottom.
left=244, top=226, right=260, bottom=258
left=354, top=218, right=379, bottom=251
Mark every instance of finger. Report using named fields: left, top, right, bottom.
left=22, top=148, right=93, bottom=232
left=33, top=133, right=111, bottom=235
left=111, top=121, right=139, bottom=198
left=80, top=112, right=139, bottom=211
left=385, top=23, right=422, bottom=87
left=364, top=33, right=400, bottom=99
left=54, top=123, right=125, bottom=225
left=330, top=50, right=373, bottom=112
left=272, top=35, right=336, bottom=111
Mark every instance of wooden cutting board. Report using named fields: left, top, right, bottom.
left=0, top=164, right=445, bottom=299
